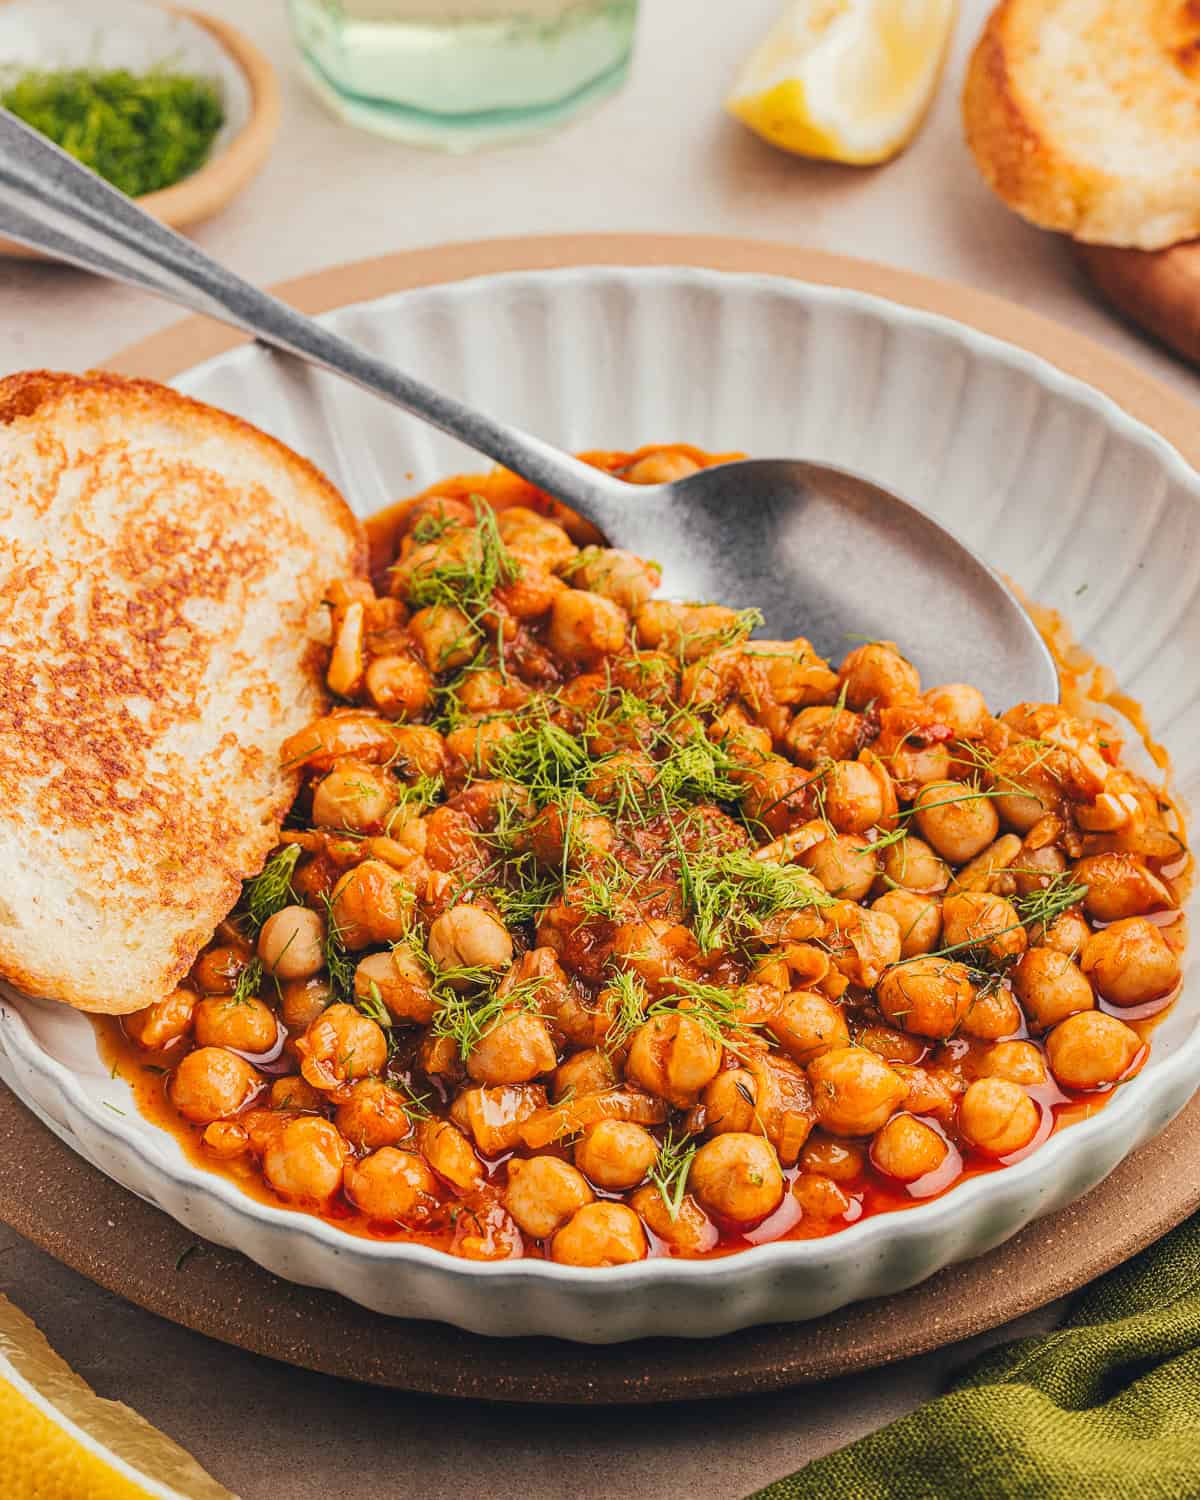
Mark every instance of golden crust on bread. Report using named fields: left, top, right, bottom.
left=964, top=0, right=1200, bottom=250
left=0, top=371, right=365, bottom=1013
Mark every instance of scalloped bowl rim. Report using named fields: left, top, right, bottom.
left=1, top=264, right=1196, bottom=1296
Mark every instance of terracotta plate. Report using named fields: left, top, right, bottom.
left=1, top=237, right=1196, bottom=1401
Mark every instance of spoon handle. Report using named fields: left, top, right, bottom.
left=0, top=108, right=629, bottom=522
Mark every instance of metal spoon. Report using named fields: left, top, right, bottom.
left=0, top=109, right=1057, bottom=705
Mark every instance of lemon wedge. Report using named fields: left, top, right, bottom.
left=727, top=0, right=958, bottom=165
left=0, top=1294, right=236, bottom=1500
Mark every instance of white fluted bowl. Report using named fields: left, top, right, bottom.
left=2, top=267, right=1197, bottom=1342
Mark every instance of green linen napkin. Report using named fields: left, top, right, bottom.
left=752, top=1212, right=1200, bottom=1499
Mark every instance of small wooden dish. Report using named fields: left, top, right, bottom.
left=1074, top=240, right=1200, bottom=370
left=0, top=2, right=280, bottom=259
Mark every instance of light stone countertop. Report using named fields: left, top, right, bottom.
left=0, top=2, right=1193, bottom=1495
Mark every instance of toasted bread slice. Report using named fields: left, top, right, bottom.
left=964, top=0, right=1200, bottom=250
left=0, top=372, right=365, bottom=1013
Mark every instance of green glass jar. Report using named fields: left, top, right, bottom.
left=286, top=0, right=639, bottom=149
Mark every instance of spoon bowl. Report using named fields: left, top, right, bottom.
left=0, top=105, right=1056, bottom=705
left=582, top=456, right=1057, bottom=705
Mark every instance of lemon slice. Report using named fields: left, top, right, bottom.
left=727, top=0, right=958, bottom=165
left=0, top=1294, right=236, bottom=1500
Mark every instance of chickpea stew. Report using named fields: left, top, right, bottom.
left=97, top=445, right=1191, bottom=1268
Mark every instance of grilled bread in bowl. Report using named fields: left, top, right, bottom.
left=964, top=0, right=1200, bottom=250
left=0, top=371, right=364, bottom=1014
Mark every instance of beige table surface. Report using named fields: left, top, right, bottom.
left=1, top=3, right=1197, bottom=1497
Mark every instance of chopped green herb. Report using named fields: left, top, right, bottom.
left=1, top=68, right=224, bottom=198
left=240, top=845, right=302, bottom=934
left=649, top=1126, right=698, bottom=1221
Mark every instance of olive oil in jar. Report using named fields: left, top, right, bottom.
left=285, top=0, right=639, bottom=148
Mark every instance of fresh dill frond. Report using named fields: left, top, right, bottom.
left=492, top=717, right=591, bottom=805
left=430, top=971, right=548, bottom=1060
left=648, top=978, right=757, bottom=1053
left=240, top=845, right=302, bottom=933
left=602, top=968, right=649, bottom=1054
left=406, top=496, right=521, bottom=625
left=384, top=774, right=444, bottom=830
left=681, top=848, right=834, bottom=954
left=319, top=893, right=357, bottom=1002
left=1011, top=872, right=1089, bottom=931
left=653, top=727, right=742, bottom=804
left=649, top=1126, right=698, bottom=1221
left=355, top=979, right=393, bottom=1031
left=228, top=957, right=263, bottom=1009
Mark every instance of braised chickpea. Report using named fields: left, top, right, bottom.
left=335, top=1078, right=413, bottom=1150
left=634, top=601, right=742, bottom=662
left=444, top=718, right=517, bottom=775
left=801, top=834, right=878, bottom=900
left=354, top=946, right=435, bottom=1025
left=467, top=1010, right=557, bottom=1085
left=1012, top=947, right=1095, bottom=1030
left=1081, top=918, right=1181, bottom=1007
left=409, top=603, right=481, bottom=672
left=193, top=994, right=278, bottom=1055
left=1040, top=908, right=1093, bottom=957
left=799, top=1135, right=866, bottom=1182
left=1074, top=854, right=1174, bottom=923
left=876, top=958, right=975, bottom=1040
left=857, top=1025, right=925, bottom=1064
left=838, top=642, right=921, bottom=709
left=958, top=1078, right=1039, bottom=1157
left=808, top=1047, right=907, bottom=1136
left=623, top=449, right=700, bottom=485
left=548, top=589, right=628, bottom=666
left=882, top=836, right=950, bottom=895
left=627, top=1011, right=723, bottom=1107
left=418, top=1118, right=483, bottom=1192
left=913, top=781, right=999, bottom=864
left=871, top=1113, right=948, bottom=1182
left=496, top=506, right=578, bottom=572
left=785, top=706, right=864, bottom=769
left=702, top=1068, right=759, bottom=1136
left=610, top=919, right=697, bottom=994
left=344, top=1147, right=441, bottom=1224
left=551, top=1201, right=647, bottom=1266
left=263, top=1117, right=349, bottom=1205
left=872, top=889, right=942, bottom=958
left=690, top=1133, right=784, bottom=1224
left=191, top=945, right=251, bottom=996
left=1046, top=1012, right=1144, bottom=1092
left=124, top=988, right=196, bottom=1050
left=554, top=1048, right=617, bottom=1102
left=504, top=1156, right=594, bottom=1240
left=428, top=903, right=513, bottom=973
left=769, top=990, right=850, bottom=1065
left=329, top=860, right=413, bottom=949
left=311, top=762, right=394, bottom=832
left=170, top=1046, right=262, bottom=1123
left=270, top=1076, right=323, bottom=1111
left=941, top=891, right=1027, bottom=962
left=823, top=759, right=885, bottom=834
left=258, top=905, right=325, bottom=980
left=569, top=547, right=662, bottom=613
left=960, top=986, right=1022, bottom=1041
left=278, top=975, right=332, bottom=1033
left=575, top=1121, right=659, bottom=1191
left=1009, top=842, right=1067, bottom=898
left=364, top=653, right=434, bottom=719
left=298, top=1002, right=389, bottom=1090
left=980, top=1039, right=1047, bottom=1086
left=630, top=1186, right=718, bottom=1253
left=792, top=1172, right=851, bottom=1221
left=923, top=683, right=990, bottom=738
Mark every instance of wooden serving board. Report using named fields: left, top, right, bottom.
left=1, top=235, right=1195, bottom=1403
left=1074, top=240, right=1200, bottom=370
